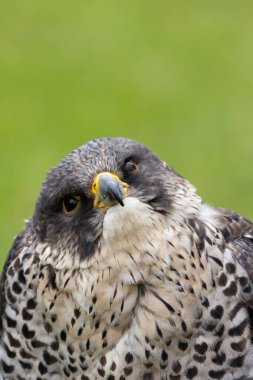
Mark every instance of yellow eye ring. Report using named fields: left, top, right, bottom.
left=63, top=195, right=81, bottom=216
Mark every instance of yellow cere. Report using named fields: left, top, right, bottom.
left=91, top=172, right=128, bottom=195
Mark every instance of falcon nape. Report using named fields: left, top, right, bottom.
left=1, top=137, right=253, bottom=380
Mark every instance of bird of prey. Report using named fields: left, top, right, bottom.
left=0, top=137, right=253, bottom=380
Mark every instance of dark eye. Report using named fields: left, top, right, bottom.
left=124, top=159, right=138, bottom=173
left=63, top=195, right=81, bottom=216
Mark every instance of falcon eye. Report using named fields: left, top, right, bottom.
left=63, top=195, right=81, bottom=216
left=124, top=159, right=138, bottom=173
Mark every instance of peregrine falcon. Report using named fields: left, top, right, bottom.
left=0, top=137, right=253, bottom=380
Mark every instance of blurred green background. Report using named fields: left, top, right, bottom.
left=1, top=1, right=253, bottom=270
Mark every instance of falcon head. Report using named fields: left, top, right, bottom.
left=33, top=138, right=197, bottom=265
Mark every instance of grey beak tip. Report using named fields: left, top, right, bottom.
left=99, top=175, right=125, bottom=207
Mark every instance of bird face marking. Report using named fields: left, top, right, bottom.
left=33, top=138, right=173, bottom=259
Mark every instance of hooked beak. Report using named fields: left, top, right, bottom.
left=91, top=172, right=128, bottom=208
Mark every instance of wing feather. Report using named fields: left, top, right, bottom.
left=216, top=208, right=253, bottom=275
left=0, top=221, right=34, bottom=329
left=216, top=208, right=253, bottom=305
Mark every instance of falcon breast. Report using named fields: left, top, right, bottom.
left=0, top=137, right=253, bottom=380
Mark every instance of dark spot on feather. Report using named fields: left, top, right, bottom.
left=223, top=281, right=237, bottom=296
left=228, top=319, right=248, bottom=336
left=60, top=330, right=67, bottom=341
left=212, top=352, right=226, bottom=365
left=156, top=323, right=163, bottom=338
left=209, top=256, right=223, bottom=267
left=193, top=354, right=206, bottom=363
left=38, top=362, right=48, bottom=375
left=124, top=366, right=133, bottom=376
left=27, top=298, right=37, bottom=309
left=218, top=273, right=227, bottom=287
left=67, top=344, right=74, bottom=355
left=209, top=369, right=226, bottom=379
left=213, top=340, right=222, bottom=353
left=239, top=276, right=248, bottom=287
left=204, top=323, right=217, bottom=332
left=211, top=305, right=224, bottom=319
left=74, top=308, right=81, bottom=318
left=19, top=360, right=32, bottom=370
left=1, top=360, right=14, bottom=374
left=6, top=315, right=17, bottom=328
left=22, top=308, right=32, bottom=321
left=125, top=352, right=133, bottom=364
left=186, top=366, right=198, bottom=379
left=3, top=343, right=16, bottom=359
left=31, top=340, right=47, bottom=348
left=172, top=361, right=181, bottom=373
left=222, top=228, right=230, bottom=239
left=51, top=341, right=59, bottom=351
left=68, top=364, right=78, bottom=373
left=225, top=263, right=236, bottom=274
left=229, top=355, right=245, bottom=367
left=194, top=342, right=208, bottom=355
left=43, top=350, right=58, bottom=365
left=201, top=297, right=209, bottom=308
left=18, top=270, right=26, bottom=284
left=44, top=322, right=53, bottom=333
left=22, top=323, right=35, bottom=339
left=111, top=362, right=116, bottom=371
left=95, top=320, right=100, bottom=329
left=231, top=339, right=247, bottom=352
left=181, top=320, right=187, bottom=332
left=100, top=356, right=106, bottom=366
left=178, top=341, right=188, bottom=351
left=215, top=324, right=225, bottom=337
left=7, top=331, right=21, bottom=347
left=161, top=350, right=168, bottom=361
left=12, top=281, right=22, bottom=294
left=230, top=302, right=244, bottom=320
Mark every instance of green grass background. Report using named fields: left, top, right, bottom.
left=1, top=1, right=253, bottom=270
